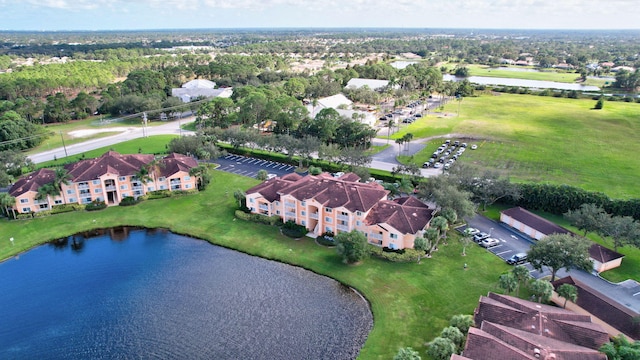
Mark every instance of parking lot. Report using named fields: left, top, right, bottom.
left=214, top=154, right=296, bottom=178
left=457, top=214, right=546, bottom=278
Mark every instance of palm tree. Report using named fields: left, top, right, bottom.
left=511, top=265, right=531, bottom=296
left=395, top=137, right=404, bottom=156
left=386, top=119, right=395, bottom=144
left=498, top=273, right=518, bottom=295
left=0, top=192, right=16, bottom=219
left=35, top=183, right=59, bottom=209
left=557, top=283, right=578, bottom=308
left=52, top=167, right=72, bottom=202
left=430, top=216, right=449, bottom=249
left=145, top=158, right=165, bottom=190
left=189, top=165, right=210, bottom=190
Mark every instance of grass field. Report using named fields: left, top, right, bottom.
left=395, top=93, right=640, bottom=199
left=0, top=171, right=507, bottom=359
left=444, top=64, right=608, bottom=87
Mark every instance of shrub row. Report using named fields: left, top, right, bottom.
left=234, top=210, right=282, bottom=226
left=503, top=183, right=640, bottom=220
left=119, top=196, right=140, bottom=206
left=51, top=204, right=85, bottom=213
left=85, top=200, right=107, bottom=211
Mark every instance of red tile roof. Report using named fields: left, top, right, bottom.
left=9, top=168, right=56, bottom=197
left=463, top=292, right=609, bottom=359
left=65, top=151, right=155, bottom=181
left=589, top=243, right=624, bottom=263
left=158, top=153, right=199, bottom=177
left=365, top=197, right=434, bottom=235
left=501, top=207, right=573, bottom=236
left=553, top=276, right=640, bottom=339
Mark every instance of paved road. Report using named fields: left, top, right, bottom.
left=29, top=117, right=196, bottom=164
left=462, top=214, right=640, bottom=314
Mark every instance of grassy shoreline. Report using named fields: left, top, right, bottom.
left=0, top=171, right=504, bottom=359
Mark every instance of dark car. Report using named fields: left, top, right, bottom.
left=422, top=162, right=431, bottom=168
left=415, top=113, right=422, bottom=118
left=506, top=253, right=528, bottom=265
left=473, top=232, right=490, bottom=243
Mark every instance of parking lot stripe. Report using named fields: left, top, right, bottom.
left=496, top=250, right=512, bottom=256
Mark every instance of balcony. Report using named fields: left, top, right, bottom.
left=259, top=204, right=269, bottom=211
left=170, top=179, right=181, bottom=185
left=104, top=185, right=116, bottom=191
left=285, top=211, right=296, bottom=218
left=132, top=186, right=143, bottom=191
left=337, top=214, right=349, bottom=221
left=337, top=224, right=349, bottom=232
left=171, top=185, right=181, bottom=190
left=369, top=233, right=383, bottom=241
left=77, top=184, right=90, bottom=190
left=309, top=212, right=319, bottom=219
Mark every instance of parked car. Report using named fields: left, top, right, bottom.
left=443, top=163, right=451, bottom=170
left=480, top=238, right=500, bottom=248
left=445, top=140, right=451, bottom=145
left=471, top=144, right=478, bottom=150
left=415, top=113, right=422, bottom=118
left=431, top=153, right=438, bottom=158
left=464, top=227, right=480, bottom=236
left=461, top=143, right=467, bottom=147
left=433, top=162, right=442, bottom=169
left=422, top=162, right=431, bottom=168
left=473, top=232, right=490, bottom=242
left=506, top=253, right=528, bottom=265
left=454, top=140, right=460, bottom=146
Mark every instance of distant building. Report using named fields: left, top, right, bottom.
left=171, top=79, right=233, bottom=103
left=306, top=94, right=375, bottom=126
left=345, top=78, right=392, bottom=91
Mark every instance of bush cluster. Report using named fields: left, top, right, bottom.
left=144, top=190, right=172, bottom=200
left=119, top=196, right=140, bottom=206
left=234, top=210, right=282, bottom=226
left=369, top=246, right=422, bottom=262
left=85, top=200, right=107, bottom=211
left=51, top=204, right=84, bottom=213
left=281, top=220, right=308, bottom=238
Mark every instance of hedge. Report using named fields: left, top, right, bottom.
left=85, top=200, right=107, bottom=211
left=234, top=210, right=282, bottom=226
left=369, top=246, right=422, bottom=262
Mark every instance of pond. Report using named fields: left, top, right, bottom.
left=0, top=228, right=372, bottom=359
left=443, top=74, right=601, bottom=91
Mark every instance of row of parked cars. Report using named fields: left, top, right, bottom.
left=463, top=227, right=528, bottom=265
left=423, top=139, right=477, bottom=170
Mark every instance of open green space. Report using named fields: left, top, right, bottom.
left=395, top=93, right=640, bottom=199
left=444, top=64, right=608, bottom=87
left=36, top=135, right=178, bottom=168
left=0, top=171, right=506, bottom=359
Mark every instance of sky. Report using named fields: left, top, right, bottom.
left=1, top=0, right=639, bottom=31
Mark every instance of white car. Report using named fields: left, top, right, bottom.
left=464, top=227, right=480, bottom=236
left=471, top=144, right=478, bottom=150
left=480, top=238, right=500, bottom=248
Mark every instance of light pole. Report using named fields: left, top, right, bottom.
left=59, top=131, right=68, bottom=158
left=489, top=227, right=494, bottom=236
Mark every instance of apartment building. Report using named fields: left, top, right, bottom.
left=246, top=172, right=434, bottom=250
left=9, top=151, right=198, bottom=213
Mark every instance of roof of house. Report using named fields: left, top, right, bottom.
left=171, top=87, right=232, bottom=102
left=474, top=293, right=609, bottom=349
left=501, top=207, right=573, bottom=236
left=65, top=151, right=155, bottom=182
left=157, top=153, right=199, bottom=178
left=553, top=276, right=640, bottom=339
left=317, top=94, right=353, bottom=109
left=365, top=197, right=434, bottom=235
left=462, top=292, right=609, bottom=360
left=9, top=168, right=56, bottom=197
left=589, top=243, right=624, bottom=263
left=181, top=79, right=216, bottom=89
left=345, top=78, right=390, bottom=90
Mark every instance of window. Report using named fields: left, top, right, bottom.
left=184, top=176, right=191, bottom=181
left=119, top=176, right=126, bottom=181
left=92, top=180, right=100, bottom=185
left=275, top=201, right=280, bottom=206
left=356, top=221, right=361, bottom=226
left=184, top=184, right=191, bottom=189
left=122, top=193, right=129, bottom=197
left=390, top=233, right=398, bottom=239
left=66, top=189, right=75, bottom=195
left=94, top=189, right=102, bottom=193
left=325, top=207, right=332, bottom=213
left=356, top=211, right=362, bottom=216
left=96, top=197, right=103, bottom=202
left=325, top=226, right=333, bottom=232
left=325, top=217, right=332, bottom=223
left=249, top=198, right=255, bottom=203
left=276, top=210, right=281, bottom=215
left=20, top=198, right=29, bottom=204
left=148, top=186, right=155, bottom=191
left=158, top=177, right=165, bottom=182
left=301, top=201, right=306, bottom=206
left=120, top=185, right=128, bottom=190
left=301, top=211, right=306, bottom=216
left=68, top=197, right=76, bottom=203
left=301, top=220, right=306, bottom=226
left=22, top=207, right=30, bottom=213
left=39, top=204, right=48, bottom=209
left=54, top=200, right=63, bottom=205
left=159, top=185, right=166, bottom=190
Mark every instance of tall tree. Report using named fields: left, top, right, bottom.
left=599, top=215, right=640, bottom=252
left=0, top=192, right=16, bottom=218
left=460, top=228, right=474, bottom=256
left=564, top=203, right=607, bottom=237
left=440, top=326, right=465, bottom=354
left=498, top=273, right=518, bottom=295
left=414, top=236, right=428, bottom=263
left=527, top=233, right=593, bottom=281
left=557, top=283, right=578, bottom=308
left=449, top=314, right=474, bottom=334
left=530, top=279, right=554, bottom=303
left=335, top=229, right=369, bottom=264
left=426, top=337, right=456, bottom=360
left=511, top=265, right=530, bottom=297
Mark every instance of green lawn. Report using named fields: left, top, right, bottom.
left=395, top=94, right=640, bottom=199
left=443, top=64, right=607, bottom=87
left=0, top=171, right=508, bottom=359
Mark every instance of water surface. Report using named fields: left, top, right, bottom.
left=0, top=228, right=372, bottom=359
